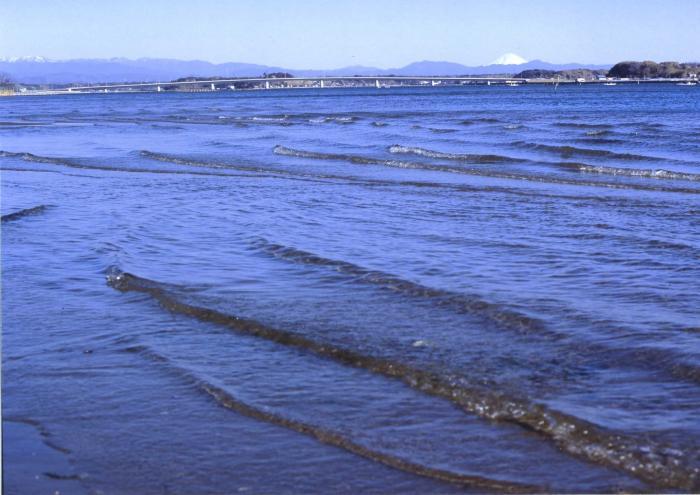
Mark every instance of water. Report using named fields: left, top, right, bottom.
left=2, top=84, right=700, bottom=493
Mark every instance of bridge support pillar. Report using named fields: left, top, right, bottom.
left=265, top=81, right=270, bottom=89
left=157, top=86, right=162, bottom=92
left=211, top=83, right=216, bottom=90
left=431, top=80, right=437, bottom=86
left=375, top=79, right=380, bottom=88
left=320, top=80, right=324, bottom=88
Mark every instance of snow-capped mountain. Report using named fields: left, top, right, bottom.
left=490, top=53, right=529, bottom=65
left=0, top=56, right=49, bottom=63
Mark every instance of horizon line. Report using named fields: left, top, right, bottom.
left=0, top=55, right=625, bottom=69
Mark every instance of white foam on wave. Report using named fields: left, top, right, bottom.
left=578, top=164, right=700, bottom=181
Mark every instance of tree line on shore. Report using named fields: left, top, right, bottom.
left=515, top=61, right=699, bottom=80
left=607, top=61, right=698, bottom=78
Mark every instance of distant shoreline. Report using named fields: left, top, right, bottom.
left=3, top=76, right=698, bottom=97
left=3, top=60, right=697, bottom=96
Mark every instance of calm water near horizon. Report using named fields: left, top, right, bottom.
left=2, top=84, right=700, bottom=493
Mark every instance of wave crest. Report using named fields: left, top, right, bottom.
left=106, top=268, right=700, bottom=490
left=1, top=205, right=49, bottom=223
left=512, top=141, right=658, bottom=161
left=388, top=145, right=523, bottom=164
left=578, top=165, right=700, bottom=182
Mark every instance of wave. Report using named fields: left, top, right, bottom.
left=140, top=149, right=477, bottom=189
left=235, top=113, right=358, bottom=125
left=411, top=125, right=460, bottom=133
left=139, top=150, right=348, bottom=185
left=646, top=239, right=699, bottom=252
left=250, top=116, right=288, bottom=123
left=139, top=150, right=250, bottom=170
left=204, top=140, right=232, bottom=148
left=106, top=268, right=700, bottom=490
left=0, top=166, right=106, bottom=180
left=309, top=116, right=357, bottom=124
left=273, top=145, right=524, bottom=176
left=577, top=164, right=700, bottom=182
left=150, top=124, right=186, bottom=130
left=4, top=416, right=72, bottom=455
left=272, top=145, right=389, bottom=165
left=553, top=123, right=614, bottom=130
left=254, top=238, right=700, bottom=384
left=2, top=205, right=49, bottom=223
left=460, top=118, right=502, bottom=125
left=175, top=114, right=360, bottom=126
left=231, top=117, right=295, bottom=127
left=272, top=145, right=700, bottom=194
left=574, top=138, right=627, bottom=146
left=0, top=121, right=52, bottom=128
left=125, top=344, right=541, bottom=493
left=1, top=150, right=213, bottom=175
left=512, top=141, right=658, bottom=161
left=1, top=150, right=79, bottom=168
left=388, top=144, right=524, bottom=164
left=106, top=115, right=292, bottom=127
left=43, top=472, right=82, bottom=481
left=141, top=149, right=700, bottom=203
left=141, top=150, right=621, bottom=203
left=0, top=147, right=545, bottom=204
left=270, top=144, right=483, bottom=171
left=148, top=150, right=687, bottom=204
left=252, top=238, right=546, bottom=335
left=6, top=148, right=696, bottom=204
left=0, top=150, right=285, bottom=180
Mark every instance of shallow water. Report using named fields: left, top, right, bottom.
left=2, top=84, right=700, bottom=493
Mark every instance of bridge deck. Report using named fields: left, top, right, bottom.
left=67, top=76, right=527, bottom=91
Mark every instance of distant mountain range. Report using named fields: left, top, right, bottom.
left=0, top=55, right=612, bottom=84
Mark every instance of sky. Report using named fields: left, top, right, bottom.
left=2, top=0, right=699, bottom=68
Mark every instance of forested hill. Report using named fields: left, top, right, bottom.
left=607, top=61, right=699, bottom=78
left=514, top=69, right=606, bottom=80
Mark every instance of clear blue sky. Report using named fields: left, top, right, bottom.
left=2, top=0, right=699, bottom=67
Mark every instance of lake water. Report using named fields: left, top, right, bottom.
left=2, top=84, right=700, bottom=493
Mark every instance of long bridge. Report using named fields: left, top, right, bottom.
left=63, top=76, right=527, bottom=93
left=12, top=75, right=699, bottom=96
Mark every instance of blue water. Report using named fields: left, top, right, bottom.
left=2, top=84, right=700, bottom=493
